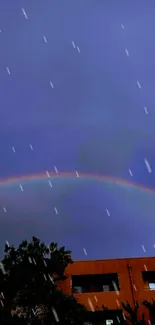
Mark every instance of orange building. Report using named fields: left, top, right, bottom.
left=60, top=257, right=155, bottom=324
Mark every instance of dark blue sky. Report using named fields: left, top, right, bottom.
left=0, top=0, right=155, bottom=260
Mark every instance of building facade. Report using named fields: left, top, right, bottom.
left=60, top=257, right=155, bottom=324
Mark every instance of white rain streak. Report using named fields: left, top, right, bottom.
left=142, top=245, right=146, bottom=252
left=50, top=81, right=54, bottom=89
left=129, top=169, right=133, bottom=177
left=1, top=292, right=4, bottom=299
left=54, top=207, right=58, bottom=215
left=133, top=284, right=137, bottom=291
left=43, top=274, right=47, bottom=281
left=32, top=308, right=35, bottom=315
left=83, top=248, right=87, bottom=255
left=121, top=24, right=124, bottom=29
left=137, top=81, right=141, bottom=89
left=125, top=48, right=129, bottom=56
left=94, top=295, right=98, bottom=302
left=48, top=274, right=54, bottom=283
left=54, top=165, right=58, bottom=174
left=12, top=146, right=15, bottom=153
left=43, top=259, right=47, bottom=267
left=6, top=67, right=11, bottom=75
left=3, top=207, right=6, bottom=213
left=106, top=209, right=110, bottom=216
left=72, top=41, right=76, bottom=48
left=75, top=170, right=80, bottom=177
left=116, top=316, right=120, bottom=323
left=6, top=241, right=9, bottom=247
left=144, top=264, right=147, bottom=271
left=148, top=321, right=151, bottom=325
left=116, top=299, right=120, bottom=306
left=48, top=180, right=52, bottom=188
left=144, top=158, right=152, bottom=173
left=123, top=313, right=126, bottom=320
left=28, top=257, right=33, bottom=263
left=77, top=46, right=80, bottom=53
left=22, top=8, right=28, bottom=19
left=144, top=107, right=148, bottom=115
left=46, top=170, right=50, bottom=178
left=88, top=298, right=95, bottom=312
left=0, top=300, right=4, bottom=307
left=153, top=244, right=155, bottom=249
left=33, top=258, right=37, bottom=265
left=43, top=36, right=47, bottom=43
left=29, top=144, right=33, bottom=150
left=0, top=262, right=6, bottom=274
left=20, top=184, right=24, bottom=192
left=0, top=29, right=1, bottom=33
left=52, top=307, right=59, bottom=322
left=112, top=281, right=119, bottom=295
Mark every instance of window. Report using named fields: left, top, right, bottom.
left=149, top=283, right=155, bottom=290
left=142, top=271, right=155, bottom=290
left=72, top=273, right=120, bottom=293
left=73, top=286, right=83, bottom=293
left=103, top=285, right=110, bottom=292
left=84, top=310, right=123, bottom=325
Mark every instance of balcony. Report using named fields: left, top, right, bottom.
left=72, top=273, right=120, bottom=294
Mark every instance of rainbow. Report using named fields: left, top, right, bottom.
left=0, top=171, right=155, bottom=195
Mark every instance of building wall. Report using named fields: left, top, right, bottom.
left=60, top=257, right=155, bottom=323
left=127, top=257, right=155, bottom=322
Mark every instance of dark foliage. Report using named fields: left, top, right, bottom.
left=102, top=301, right=146, bottom=325
left=0, top=236, right=86, bottom=325
left=121, top=301, right=145, bottom=325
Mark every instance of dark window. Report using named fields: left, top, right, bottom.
left=72, top=273, right=120, bottom=293
left=84, top=310, right=123, bottom=325
left=142, top=271, right=155, bottom=290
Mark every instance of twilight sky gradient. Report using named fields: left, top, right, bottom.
left=0, top=0, right=155, bottom=260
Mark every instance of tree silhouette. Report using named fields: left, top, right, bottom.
left=0, top=236, right=86, bottom=325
